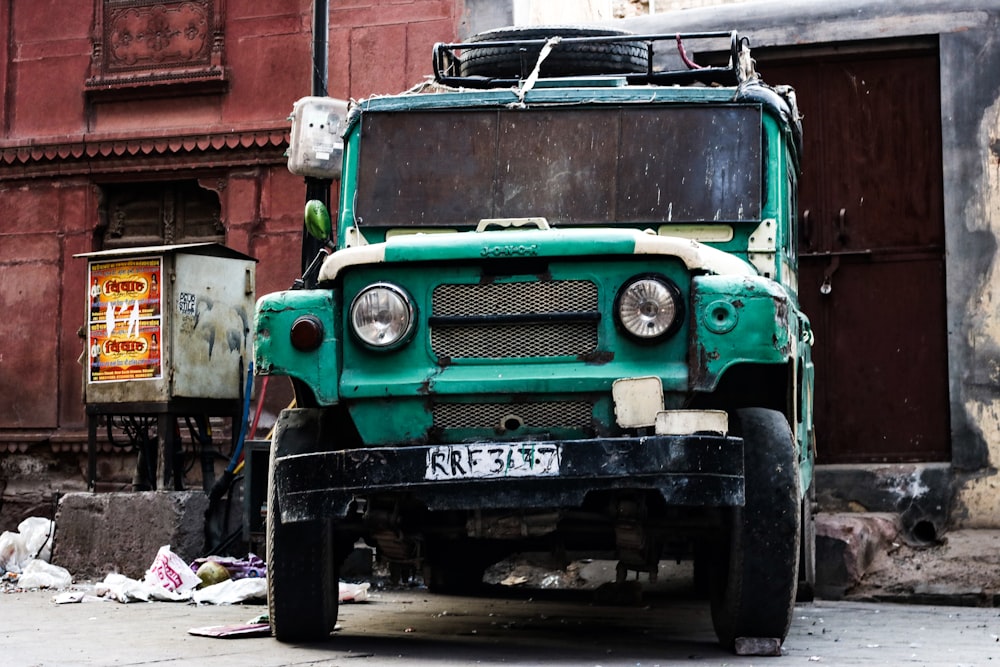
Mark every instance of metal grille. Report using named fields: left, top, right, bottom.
left=433, top=401, right=592, bottom=430
left=431, top=280, right=599, bottom=358
left=433, top=280, right=597, bottom=316
left=431, top=322, right=597, bottom=358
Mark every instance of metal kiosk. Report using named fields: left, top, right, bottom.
left=77, top=243, right=257, bottom=491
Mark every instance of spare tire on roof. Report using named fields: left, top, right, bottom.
left=458, top=26, right=650, bottom=79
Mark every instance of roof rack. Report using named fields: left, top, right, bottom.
left=432, top=30, right=752, bottom=89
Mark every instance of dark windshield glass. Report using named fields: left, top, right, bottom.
left=356, top=106, right=762, bottom=226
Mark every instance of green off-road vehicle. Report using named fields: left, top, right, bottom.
left=255, top=27, right=814, bottom=652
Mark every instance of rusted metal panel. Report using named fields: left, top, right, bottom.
left=272, top=422, right=746, bottom=521
left=356, top=107, right=761, bottom=226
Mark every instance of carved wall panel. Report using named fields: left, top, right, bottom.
left=88, top=0, right=227, bottom=97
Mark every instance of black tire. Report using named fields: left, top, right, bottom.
left=458, top=26, right=650, bottom=79
left=798, top=477, right=817, bottom=602
left=266, top=446, right=338, bottom=642
left=692, top=541, right=714, bottom=598
left=710, top=408, right=801, bottom=651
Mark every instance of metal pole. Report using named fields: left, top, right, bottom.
left=302, top=0, right=330, bottom=274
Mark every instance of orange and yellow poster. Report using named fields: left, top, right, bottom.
left=87, top=257, right=163, bottom=383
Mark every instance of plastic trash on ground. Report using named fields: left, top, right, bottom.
left=95, top=546, right=202, bottom=603
left=52, top=590, right=108, bottom=604
left=97, top=572, right=192, bottom=603
left=144, top=545, right=201, bottom=594
left=190, top=553, right=266, bottom=581
left=0, top=517, right=54, bottom=573
left=192, top=577, right=267, bottom=605
left=339, top=581, right=370, bottom=602
left=17, top=559, right=72, bottom=589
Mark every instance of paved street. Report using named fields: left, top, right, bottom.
left=2, top=585, right=999, bottom=666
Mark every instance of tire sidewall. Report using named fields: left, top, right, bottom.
left=711, top=407, right=801, bottom=649
left=266, top=443, right=338, bottom=642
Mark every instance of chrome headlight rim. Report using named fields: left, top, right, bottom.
left=349, top=282, right=416, bottom=350
left=614, top=274, right=685, bottom=342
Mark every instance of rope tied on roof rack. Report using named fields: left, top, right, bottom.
left=511, top=36, right=562, bottom=108
left=676, top=34, right=704, bottom=70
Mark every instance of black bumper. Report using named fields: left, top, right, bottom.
left=272, top=412, right=744, bottom=523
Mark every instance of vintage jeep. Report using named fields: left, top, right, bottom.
left=255, top=27, right=814, bottom=652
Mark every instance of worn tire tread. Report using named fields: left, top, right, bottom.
left=267, top=447, right=338, bottom=643
left=710, top=407, right=801, bottom=650
left=458, top=26, right=649, bottom=79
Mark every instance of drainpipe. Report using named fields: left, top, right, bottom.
left=302, top=0, right=330, bottom=273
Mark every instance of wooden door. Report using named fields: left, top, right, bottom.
left=759, top=45, right=950, bottom=463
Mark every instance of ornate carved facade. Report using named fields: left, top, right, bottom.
left=87, top=0, right=227, bottom=97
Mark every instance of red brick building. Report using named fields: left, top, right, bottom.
left=0, top=0, right=468, bottom=524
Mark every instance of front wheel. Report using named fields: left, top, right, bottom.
left=266, top=447, right=338, bottom=642
left=710, top=408, right=801, bottom=651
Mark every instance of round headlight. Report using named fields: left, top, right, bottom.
left=616, top=276, right=683, bottom=341
left=349, top=282, right=415, bottom=349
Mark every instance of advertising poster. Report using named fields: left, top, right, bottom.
left=88, top=257, right=163, bottom=383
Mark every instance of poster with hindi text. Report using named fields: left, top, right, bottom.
left=87, top=257, right=163, bottom=383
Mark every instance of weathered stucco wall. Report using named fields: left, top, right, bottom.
left=953, top=61, right=1000, bottom=526
left=623, top=0, right=1000, bottom=529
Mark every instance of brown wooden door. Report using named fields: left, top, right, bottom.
left=760, top=46, right=950, bottom=463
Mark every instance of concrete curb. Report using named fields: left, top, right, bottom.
left=52, top=491, right=209, bottom=580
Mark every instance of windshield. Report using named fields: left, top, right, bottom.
left=355, top=105, right=762, bottom=227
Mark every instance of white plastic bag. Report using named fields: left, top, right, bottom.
left=18, top=517, right=54, bottom=563
left=144, top=545, right=201, bottom=594
left=97, top=572, right=192, bottom=603
left=0, top=517, right=54, bottom=573
left=339, top=581, right=370, bottom=602
left=192, top=577, right=267, bottom=605
left=0, top=531, right=28, bottom=573
left=16, top=559, right=72, bottom=589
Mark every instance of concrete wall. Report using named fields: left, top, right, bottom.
left=620, top=0, right=1000, bottom=530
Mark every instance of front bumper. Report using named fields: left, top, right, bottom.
left=271, top=410, right=744, bottom=523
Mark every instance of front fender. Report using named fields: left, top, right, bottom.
left=690, top=274, right=804, bottom=390
left=254, top=290, right=340, bottom=405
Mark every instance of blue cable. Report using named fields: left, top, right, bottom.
left=227, top=361, right=254, bottom=473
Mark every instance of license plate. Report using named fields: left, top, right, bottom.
left=425, top=443, right=561, bottom=480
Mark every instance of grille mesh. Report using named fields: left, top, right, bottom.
left=431, top=280, right=599, bottom=359
left=433, top=280, right=597, bottom=316
left=433, top=401, right=592, bottom=430
left=431, top=322, right=597, bottom=358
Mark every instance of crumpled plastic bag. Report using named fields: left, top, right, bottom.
left=97, top=572, right=192, bottom=603
left=192, top=577, right=267, bottom=605
left=0, top=517, right=54, bottom=573
left=189, top=578, right=369, bottom=606
left=144, top=545, right=201, bottom=594
left=53, top=590, right=108, bottom=604
left=17, top=559, right=72, bottom=589
left=339, top=581, right=370, bottom=602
